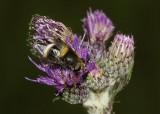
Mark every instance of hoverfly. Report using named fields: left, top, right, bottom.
left=43, top=41, right=85, bottom=71
left=41, top=24, right=85, bottom=71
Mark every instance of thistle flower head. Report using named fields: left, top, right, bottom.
left=82, top=10, right=114, bottom=44
left=27, top=15, right=95, bottom=94
left=106, top=34, right=134, bottom=76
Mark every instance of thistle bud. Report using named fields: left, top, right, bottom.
left=105, top=34, right=134, bottom=92
left=86, top=34, right=134, bottom=92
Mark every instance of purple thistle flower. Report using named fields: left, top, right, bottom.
left=82, top=9, right=114, bottom=44
left=26, top=56, right=95, bottom=93
left=30, top=14, right=73, bottom=42
left=27, top=15, right=95, bottom=94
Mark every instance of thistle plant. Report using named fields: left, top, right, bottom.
left=26, top=9, right=134, bottom=114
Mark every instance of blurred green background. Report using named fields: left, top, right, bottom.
left=1, top=0, right=160, bottom=114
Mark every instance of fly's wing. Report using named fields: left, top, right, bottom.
left=53, top=24, right=73, bottom=42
